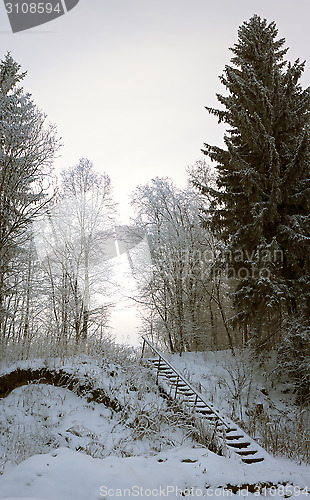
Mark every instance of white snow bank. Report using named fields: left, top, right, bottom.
left=0, top=445, right=309, bottom=500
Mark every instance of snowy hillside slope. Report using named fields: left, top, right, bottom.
left=0, top=353, right=198, bottom=471
left=0, top=343, right=309, bottom=499
left=164, top=349, right=310, bottom=463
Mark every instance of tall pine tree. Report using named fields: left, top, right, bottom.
left=0, top=53, right=60, bottom=341
left=200, top=15, right=310, bottom=342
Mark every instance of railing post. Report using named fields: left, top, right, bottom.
left=193, top=394, right=198, bottom=412
left=141, top=338, right=146, bottom=359
left=156, top=356, right=161, bottom=384
left=174, top=375, right=179, bottom=399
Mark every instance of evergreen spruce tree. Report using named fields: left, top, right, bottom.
left=0, top=53, right=59, bottom=340
left=200, top=15, right=310, bottom=341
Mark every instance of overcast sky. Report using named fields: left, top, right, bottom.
left=1, top=0, right=309, bottom=344
left=1, top=0, right=309, bottom=221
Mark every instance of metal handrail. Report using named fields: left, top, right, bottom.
left=141, top=335, right=229, bottom=429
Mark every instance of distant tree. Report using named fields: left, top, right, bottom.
left=199, top=15, right=310, bottom=342
left=131, top=177, right=233, bottom=353
left=0, top=53, right=60, bottom=342
left=38, top=159, right=115, bottom=345
left=278, top=316, right=310, bottom=404
left=188, top=160, right=240, bottom=352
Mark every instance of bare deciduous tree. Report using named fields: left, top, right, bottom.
left=36, top=159, right=116, bottom=345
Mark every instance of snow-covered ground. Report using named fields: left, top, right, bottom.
left=164, top=349, right=296, bottom=417
left=1, top=444, right=310, bottom=499
left=163, top=349, right=310, bottom=465
left=0, top=347, right=309, bottom=499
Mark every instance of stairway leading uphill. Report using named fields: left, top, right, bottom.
left=141, top=336, right=268, bottom=465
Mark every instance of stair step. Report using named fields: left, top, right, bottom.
left=153, top=367, right=173, bottom=374
left=226, top=434, right=244, bottom=440
left=242, top=457, right=264, bottom=464
left=196, top=408, right=213, bottom=414
left=150, top=365, right=172, bottom=372
left=201, top=413, right=218, bottom=419
left=236, top=449, right=258, bottom=456
left=151, top=363, right=172, bottom=371
left=186, top=399, right=205, bottom=405
left=228, top=442, right=251, bottom=449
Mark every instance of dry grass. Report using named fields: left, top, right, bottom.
left=245, top=406, right=310, bottom=464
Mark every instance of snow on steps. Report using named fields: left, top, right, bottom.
left=146, top=356, right=268, bottom=465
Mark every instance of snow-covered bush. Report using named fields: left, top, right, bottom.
left=217, top=349, right=257, bottom=422
left=0, top=338, right=206, bottom=472
left=246, top=406, right=310, bottom=464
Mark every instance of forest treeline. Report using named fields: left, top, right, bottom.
left=0, top=16, right=309, bottom=400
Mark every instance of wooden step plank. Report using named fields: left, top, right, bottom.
left=227, top=442, right=251, bottom=449
left=201, top=415, right=219, bottom=421
left=154, top=368, right=174, bottom=374
left=236, top=449, right=258, bottom=456
left=226, top=434, right=244, bottom=440
left=242, top=457, right=264, bottom=464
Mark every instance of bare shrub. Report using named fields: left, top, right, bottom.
left=245, top=406, right=310, bottom=464
left=218, top=349, right=256, bottom=421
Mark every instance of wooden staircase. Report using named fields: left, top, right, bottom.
left=141, top=336, right=267, bottom=465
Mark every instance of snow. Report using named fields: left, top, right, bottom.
left=0, top=355, right=196, bottom=468
left=163, top=349, right=298, bottom=419
left=0, top=352, right=309, bottom=499
left=0, top=384, right=118, bottom=464
left=0, top=445, right=309, bottom=499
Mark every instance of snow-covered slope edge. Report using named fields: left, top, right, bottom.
left=0, top=445, right=309, bottom=499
